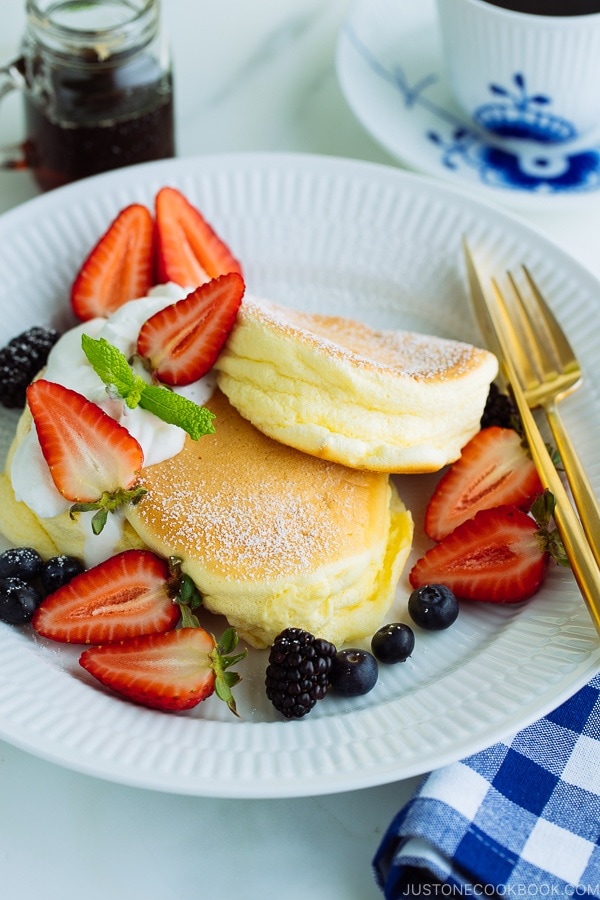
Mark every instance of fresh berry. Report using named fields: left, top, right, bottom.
left=371, top=622, right=415, bottom=663
left=410, top=493, right=565, bottom=604
left=265, top=628, right=336, bottom=719
left=0, top=547, right=43, bottom=582
left=407, top=584, right=459, bottom=630
left=40, top=555, right=85, bottom=593
left=329, top=648, right=378, bottom=696
left=136, top=272, right=245, bottom=386
left=425, top=426, right=543, bottom=541
left=71, top=203, right=155, bottom=321
left=0, top=577, right=43, bottom=625
left=0, top=326, right=60, bottom=408
left=79, top=626, right=246, bottom=714
left=32, top=549, right=182, bottom=644
left=26, top=379, right=145, bottom=533
left=155, top=186, right=243, bottom=288
left=481, top=383, right=518, bottom=430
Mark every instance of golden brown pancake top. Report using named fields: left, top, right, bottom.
left=130, top=391, right=390, bottom=582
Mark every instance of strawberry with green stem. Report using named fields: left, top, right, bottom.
left=32, top=550, right=204, bottom=644
left=80, top=626, right=247, bottom=715
left=27, top=379, right=146, bottom=535
left=410, top=490, right=568, bottom=604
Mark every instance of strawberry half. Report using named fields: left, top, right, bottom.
left=425, top=426, right=543, bottom=541
left=32, top=550, right=179, bottom=644
left=136, top=271, right=245, bottom=385
left=27, top=379, right=145, bottom=533
left=410, top=494, right=566, bottom=604
left=155, top=186, right=243, bottom=288
left=79, top=626, right=247, bottom=714
left=71, top=203, right=155, bottom=322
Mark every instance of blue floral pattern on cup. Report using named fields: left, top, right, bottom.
left=344, top=25, right=600, bottom=196
left=474, top=73, right=577, bottom=144
left=428, top=127, right=600, bottom=191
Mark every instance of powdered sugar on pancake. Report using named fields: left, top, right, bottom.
left=244, top=298, right=485, bottom=380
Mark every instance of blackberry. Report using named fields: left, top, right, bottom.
left=0, top=326, right=60, bottom=409
left=480, top=382, right=518, bottom=431
left=265, top=628, right=336, bottom=719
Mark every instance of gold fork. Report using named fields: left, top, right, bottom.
left=464, top=240, right=600, bottom=635
left=490, top=267, right=600, bottom=570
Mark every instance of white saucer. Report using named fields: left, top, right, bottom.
left=336, top=0, right=600, bottom=210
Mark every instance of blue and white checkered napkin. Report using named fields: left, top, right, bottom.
left=374, top=673, right=600, bottom=896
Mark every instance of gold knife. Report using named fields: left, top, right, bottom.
left=463, top=239, right=600, bottom=636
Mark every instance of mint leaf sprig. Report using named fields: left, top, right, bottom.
left=81, top=335, right=215, bottom=441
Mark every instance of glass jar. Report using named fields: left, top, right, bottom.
left=0, top=0, right=175, bottom=190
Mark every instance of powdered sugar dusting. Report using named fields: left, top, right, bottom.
left=142, top=481, right=346, bottom=579
left=244, top=298, right=482, bottom=380
left=132, top=407, right=378, bottom=582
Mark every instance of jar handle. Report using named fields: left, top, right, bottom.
left=0, top=58, right=29, bottom=171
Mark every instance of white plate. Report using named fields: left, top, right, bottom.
left=0, top=152, right=599, bottom=799
left=336, top=0, right=600, bottom=211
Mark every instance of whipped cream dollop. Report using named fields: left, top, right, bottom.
left=10, top=284, right=216, bottom=563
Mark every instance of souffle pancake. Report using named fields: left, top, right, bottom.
left=0, top=283, right=501, bottom=650
left=0, top=384, right=413, bottom=650
left=126, top=390, right=414, bottom=649
left=215, top=297, right=498, bottom=473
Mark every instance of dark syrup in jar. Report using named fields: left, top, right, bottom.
left=23, top=49, right=175, bottom=191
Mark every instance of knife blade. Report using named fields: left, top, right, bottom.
left=462, top=239, right=600, bottom=636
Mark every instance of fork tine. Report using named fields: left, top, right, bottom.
left=503, top=271, right=549, bottom=387
left=469, top=241, right=600, bottom=580
left=508, top=272, right=561, bottom=381
left=496, top=264, right=600, bottom=571
left=482, top=265, right=600, bottom=627
left=521, top=266, right=581, bottom=380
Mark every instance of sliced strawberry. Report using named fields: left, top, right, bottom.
left=136, top=271, right=245, bottom=385
left=79, top=626, right=247, bottom=714
left=425, top=427, right=543, bottom=541
left=32, top=550, right=179, bottom=644
left=155, top=186, right=243, bottom=288
left=27, top=379, right=143, bottom=501
left=410, top=504, right=552, bottom=604
left=27, top=379, right=145, bottom=532
left=71, top=203, right=155, bottom=321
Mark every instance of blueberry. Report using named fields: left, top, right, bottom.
left=0, top=547, right=43, bottom=582
left=41, top=555, right=85, bottom=593
left=0, top=577, right=42, bottom=625
left=329, top=648, right=378, bottom=696
left=408, top=584, right=459, bottom=630
left=371, top=622, right=415, bottom=664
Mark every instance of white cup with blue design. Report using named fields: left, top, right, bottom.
left=435, top=0, right=600, bottom=146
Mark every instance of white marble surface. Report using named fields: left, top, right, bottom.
left=1, top=2, right=599, bottom=898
